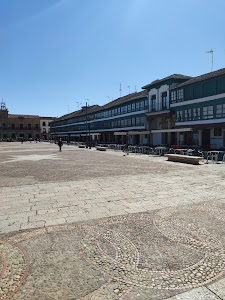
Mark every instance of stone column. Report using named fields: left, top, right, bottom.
left=177, top=132, right=180, bottom=145
left=198, top=130, right=202, bottom=147
left=167, top=119, right=172, bottom=145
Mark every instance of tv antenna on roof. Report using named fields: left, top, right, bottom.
left=76, top=102, right=80, bottom=110
left=1, top=97, right=6, bottom=110
left=119, top=82, right=122, bottom=97
left=127, top=86, right=130, bottom=94
left=206, top=49, right=213, bottom=72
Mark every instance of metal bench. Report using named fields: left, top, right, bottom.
left=164, top=154, right=204, bottom=165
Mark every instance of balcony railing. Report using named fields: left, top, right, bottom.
left=0, top=127, right=39, bottom=130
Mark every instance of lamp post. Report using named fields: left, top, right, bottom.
left=88, top=117, right=91, bottom=149
left=85, top=102, right=88, bottom=148
left=126, top=132, right=129, bottom=154
left=85, top=101, right=92, bottom=149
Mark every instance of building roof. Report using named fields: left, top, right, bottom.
left=8, top=114, right=39, bottom=119
left=55, top=90, right=148, bottom=121
left=142, top=74, right=192, bottom=89
left=97, top=90, right=148, bottom=112
left=40, top=117, right=56, bottom=120
left=56, top=105, right=100, bottom=121
left=170, top=68, right=225, bottom=90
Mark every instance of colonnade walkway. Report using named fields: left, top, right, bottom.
left=0, top=142, right=225, bottom=299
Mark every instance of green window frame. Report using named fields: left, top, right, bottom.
left=151, top=95, right=156, bottom=111
left=216, top=104, right=225, bottom=118
left=193, top=107, right=200, bottom=120
left=184, top=109, right=191, bottom=121
left=171, top=91, right=176, bottom=103
left=176, top=110, right=183, bottom=122
left=203, top=106, right=213, bottom=119
left=162, top=92, right=167, bottom=109
left=177, top=89, right=184, bottom=100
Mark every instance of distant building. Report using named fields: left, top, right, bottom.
left=0, top=101, right=40, bottom=140
left=142, top=74, right=192, bottom=146
left=40, top=117, right=56, bottom=140
left=170, top=68, right=225, bottom=149
left=50, top=68, right=225, bottom=150
left=50, top=91, right=149, bottom=145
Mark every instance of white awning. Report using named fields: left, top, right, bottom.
left=70, top=133, right=101, bottom=137
left=114, top=132, right=128, bottom=136
left=146, top=110, right=170, bottom=117
left=151, top=128, right=193, bottom=133
left=128, top=131, right=150, bottom=135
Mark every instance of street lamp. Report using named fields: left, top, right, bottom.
left=88, top=117, right=91, bottom=149
left=85, top=102, right=88, bottom=148
left=85, top=101, right=92, bottom=149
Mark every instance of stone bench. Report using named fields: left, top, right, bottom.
left=96, top=146, right=107, bottom=151
left=164, top=154, right=204, bottom=165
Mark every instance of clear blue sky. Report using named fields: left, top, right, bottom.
left=0, top=0, right=225, bottom=117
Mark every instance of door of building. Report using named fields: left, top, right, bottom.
left=171, top=132, right=176, bottom=145
left=223, top=131, right=225, bottom=147
left=134, top=135, right=140, bottom=145
left=184, top=132, right=193, bottom=145
left=202, top=129, right=210, bottom=150
left=162, top=132, right=168, bottom=145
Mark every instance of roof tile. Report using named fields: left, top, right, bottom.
left=142, top=74, right=192, bottom=89
left=170, top=68, right=225, bottom=89
left=56, top=91, right=148, bottom=121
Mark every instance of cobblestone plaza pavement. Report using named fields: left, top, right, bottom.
left=0, top=142, right=225, bottom=299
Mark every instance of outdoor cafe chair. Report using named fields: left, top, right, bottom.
left=222, top=153, right=225, bottom=163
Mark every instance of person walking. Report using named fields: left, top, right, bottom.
left=58, top=138, right=63, bottom=152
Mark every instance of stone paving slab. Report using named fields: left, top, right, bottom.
left=167, top=287, right=222, bottom=299
left=0, top=142, right=225, bottom=299
left=1, top=201, right=225, bottom=299
left=207, top=278, right=225, bottom=299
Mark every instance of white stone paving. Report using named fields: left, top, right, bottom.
left=0, top=142, right=225, bottom=299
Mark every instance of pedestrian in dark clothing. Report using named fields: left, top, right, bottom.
left=58, top=138, right=63, bottom=151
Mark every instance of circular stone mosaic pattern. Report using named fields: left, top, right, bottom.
left=0, top=241, right=29, bottom=299
left=79, top=204, right=225, bottom=292
left=0, top=202, right=224, bottom=299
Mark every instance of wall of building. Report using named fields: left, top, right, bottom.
left=50, top=69, right=225, bottom=149
left=170, top=70, right=225, bottom=149
left=51, top=94, right=148, bottom=144
left=0, top=114, right=40, bottom=140
left=40, top=118, right=55, bottom=139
